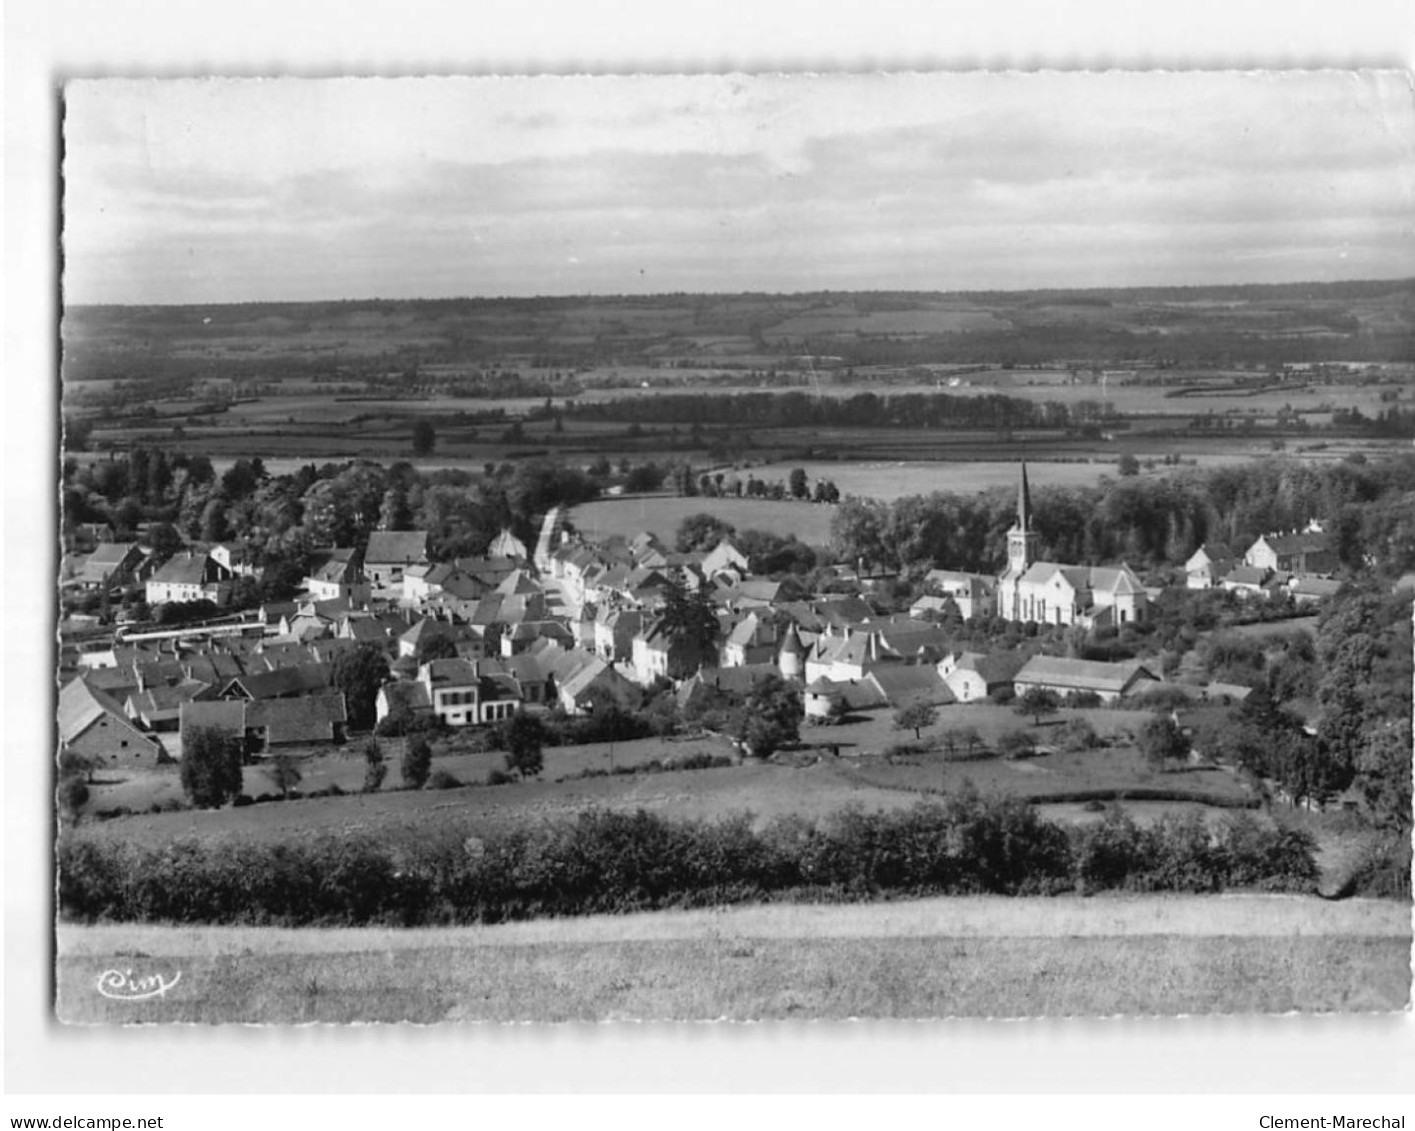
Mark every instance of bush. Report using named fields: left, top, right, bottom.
left=486, top=769, right=514, bottom=786
left=56, top=799, right=1321, bottom=928
left=401, top=736, right=432, bottom=790
left=427, top=769, right=463, bottom=791
left=996, top=730, right=1037, bottom=760
left=1056, top=717, right=1099, bottom=753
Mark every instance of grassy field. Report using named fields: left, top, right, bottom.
left=55, top=894, right=1411, bottom=1022
left=77, top=700, right=1254, bottom=853
left=571, top=494, right=836, bottom=544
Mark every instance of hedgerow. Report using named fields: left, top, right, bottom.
left=56, top=795, right=1322, bottom=927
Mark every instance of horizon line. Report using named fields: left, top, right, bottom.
left=63, top=274, right=1415, bottom=310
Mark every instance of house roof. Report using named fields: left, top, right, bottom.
left=59, top=677, right=139, bottom=744
left=949, top=650, right=1027, bottom=686
left=866, top=665, right=954, bottom=708
left=488, top=529, right=529, bottom=559
left=1291, top=576, right=1342, bottom=597
left=1013, top=655, right=1157, bottom=694
left=150, top=552, right=224, bottom=586
left=222, top=663, right=332, bottom=700
left=85, top=541, right=141, bottom=567
left=421, top=658, right=480, bottom=687
left=1224, top=565, right=1271, bottom=586
left=378, top=679, right=432, bottom=713
left=180, top=698, right=248, bottom=736
left=364, top=530, right=429, bottom=565
left=246, top=692, right=347, bottom=743
left=182, top=654, right=245, bottom=684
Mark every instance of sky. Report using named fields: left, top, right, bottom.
left=61, top=71, right=1415, bottom=304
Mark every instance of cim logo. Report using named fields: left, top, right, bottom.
left=95, top=969, right=182, bottom=1001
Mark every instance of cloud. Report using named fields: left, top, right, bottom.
left=60, top=72, right=1415, bottom=303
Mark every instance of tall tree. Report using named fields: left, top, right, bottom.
left=331, top=643, right=391, bottom=732
left=180, top=726, right=245, bottom=808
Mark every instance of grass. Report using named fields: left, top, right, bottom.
left=55, top=894, right=1412, bottom=1022
left=77, top=704, right=1248, bottom=847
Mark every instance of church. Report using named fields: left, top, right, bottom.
left=996, top=463, right=1149, bottom=629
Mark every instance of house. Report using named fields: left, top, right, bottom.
left=593, top=607, right=643, bottom=663
left=1221, top=565, right=1274, bottom=598
left=403, top=562, right=481, bottom=604
left=144, top=551, right=234, bottom=607
left=397, top=616, right=467, bottom=660
left=1185, top=543, right=1236, bottom=590
left=244, top=693, right=347, bottom=751
left=867, top=664, right=952, bottom=709
left=487, top=527, right=530, bottom=562
left=59, top=677, right=166, bottom=764
left=721, top=612, right=780, bottom=668
left=921, top=569, right=996, bottom=620
left=997, top=463, right=1148, bottom=627
left=124, top=680, right=213, bottom=732
left=178, top=699, right=250, bottom=760
left=75, top=542, right=148, bottom=591
left=676, top=663, right=783, bottom=714
left=700, top=540, right=750, bottom=582
left=416, top=658, right=522, bottom=727
left=363, top=530, right=430, bottom=595
left=303, top=548, right=368, bottom=602
left=219, top=662, right=332, bottom=701
left=1289, top=576, right=1343, bottom=606
left=374, top=679, right=434, bottom=727
left=1244, top=528, right=1336, bottom=576
left=630, top=616, right=716, bottom=686
left=535, top=645, right=639, bottom=715
left=179, top=693, right=347, bottom=757
left=209, top=542, right=261, bottom=580
left=938, top=651, right=1027, bottom=703
left=1011, top=655, right=1160, bottom=704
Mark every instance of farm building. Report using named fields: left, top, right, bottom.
left=59, top=677, right=165, bottom=765
left=937, top=651, right=1027, bottom=703
left=1011, top=655, right=1160, bottom=704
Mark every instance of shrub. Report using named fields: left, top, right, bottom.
left=56, top=798, right=1321, bottom=928
left=996, top=730, right=1037, bottom=760
left=486, top=769, right=514, bottom=786
left=401, top=736, right=433, bottom=790
left=179, top=726, right=244, bottom=809
left=427, top=769, right=463, bottom=790
left=1056, top=717, right=1099, bottom=753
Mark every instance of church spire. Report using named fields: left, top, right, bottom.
left=1017, top=460, right=1032, bottom=532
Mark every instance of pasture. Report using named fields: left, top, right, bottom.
left=55, top=894, right=1411, bottom=1021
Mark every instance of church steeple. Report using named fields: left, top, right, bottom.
left=1006, top=461, right=1039, bottom=576
left=1017, top=460, right=1032, bottom=532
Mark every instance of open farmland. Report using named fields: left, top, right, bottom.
left=55, top=894, right=1411, bottom=1022
left=571, top=494, right=837, bottom=545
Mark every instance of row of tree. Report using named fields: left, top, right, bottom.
left=828, top=454, right=1415, bottom=576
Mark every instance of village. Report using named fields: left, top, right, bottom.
left=57, top=462, right=1353, bottom=807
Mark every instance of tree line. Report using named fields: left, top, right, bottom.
left=828, top=453, right=1415, bottom=577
